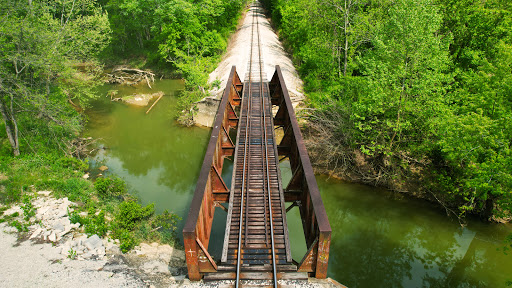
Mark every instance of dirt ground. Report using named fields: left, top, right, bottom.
left=208, top=1, right=304, bottom=100
left=194, top=1, right=304, bottom=127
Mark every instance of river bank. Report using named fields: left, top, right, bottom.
left=0, top=193, right=188, bottom=287
left=79, top=75, right=512, bottom=287
left=0, top=187, right=341, bottom=287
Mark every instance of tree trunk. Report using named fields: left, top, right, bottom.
left=0, top=97, right=20, bottom=156
left=343, top=0, right=349, bottom=77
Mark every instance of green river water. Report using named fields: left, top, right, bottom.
left=85, top=80, right=512, bottom=288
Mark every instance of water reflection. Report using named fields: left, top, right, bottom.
left=318, top=176, right=512, bottom=288
left=84, top=80, right=210, bottom=220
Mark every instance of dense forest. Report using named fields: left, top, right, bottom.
left=0, top=0, right=245, bottom=250
left=0, top=0, right=245, bottom=159
left=261, top=0, right=511, bottom=220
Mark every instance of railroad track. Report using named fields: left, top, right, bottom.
left=220, top=2, right=292, bottom=287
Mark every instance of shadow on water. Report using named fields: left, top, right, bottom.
left=84, top=79, right=511, bottom=287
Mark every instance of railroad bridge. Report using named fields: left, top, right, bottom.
left=183, top=3, right=331, bottom=286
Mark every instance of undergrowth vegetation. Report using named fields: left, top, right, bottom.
left=0, top=154, right=180, bottom=252
left=0, top=0, right=246, bottom=253
left=263, top=0, right=512, bottom=221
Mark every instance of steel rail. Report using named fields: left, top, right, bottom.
left=236, top=3, right=278, bottom=287
left=235, top=3, right=255, bottom=287
left=255, top=7, right=278, bottom=288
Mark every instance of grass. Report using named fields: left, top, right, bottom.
left=0, top=152, right=181, bottom=252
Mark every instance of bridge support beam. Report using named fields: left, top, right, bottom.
left=184, top=65, right=331, bottom=281
left=270, top=65, right=332, bottom=279
left=183, top=66, right=242, bottom=280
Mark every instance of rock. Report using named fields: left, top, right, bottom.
left=37, top=190, right=52, bottom=196
left=36, top=207, right=49, bottom=220
left=141, top=260, right=170, bottom=275
left=84, top=234, right=103, bottom=250
left=96, top=246, right=106, bottom=258
left=53, top=223, right=65, bottom=232
left=193, top=96, right=220, bottom=127
left=59, top=225, right=72, bottom=237
left=29, top=228, right=42, bottom=239
left=55, top=210, right=67, bottom=219
left=49, top=231, right=57, bottom=242
left=99, top=165, right=109, bottom=172
left=136, top=243, right=158, bottom=257
left=172, top=249, right=186, bottom=262
left=59, top=217, right=71, bottom=227
left=4, top=206, right=22, bottom=216
left=82, top=173, right=90, bottom=179
left=106, top=244, right=121, bottom=254
left=157, top=244, right=173, bottom=263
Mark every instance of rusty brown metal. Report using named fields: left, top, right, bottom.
left=184, top=64, right=331, bottom=281
left=183, top=66, right=242, bottom=280
left=297, top=237, right=319, bottom=273
left=270, top=65, right=332, bottom=279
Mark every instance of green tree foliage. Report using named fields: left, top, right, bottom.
left=0, top=0, right=111, bottom=156
left=100, top=0, right=246, bottom=120
left=266, top=0, right=512, bottom=218
left=355, top=0, right=451, bottom=156
left=102, top=0, right=244, bottom=75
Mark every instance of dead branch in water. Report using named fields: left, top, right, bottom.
left=146, top=93, right=164, bottom=114
left=107, top=66, right=155, bottom=88
left=65, top=137, right=102, bottom=159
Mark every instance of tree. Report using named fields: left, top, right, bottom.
left=0, top=0, right=110, bottom=156
left=355, top=0, right=451, bottom=156
left=317, top=0, right=372, bottom=77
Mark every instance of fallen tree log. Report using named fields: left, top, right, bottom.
left=146, top=93, right=164, bottom=114
left=106, top=66, right=155, bottom=87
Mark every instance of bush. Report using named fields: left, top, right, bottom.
left=118, top=229, right=136, bottom=253
left=21, top=195, right=36, bottom=221
left=56, top=157, right=88, bottom=172
left=9, top=220, right=28, bottom=232
left=94, top=177, right=126, bottom=198
left=150, top=210, right=181, bottom=245
left=116, top=201, right=154, bottom=231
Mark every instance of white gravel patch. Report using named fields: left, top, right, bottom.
left=0, top=225, right=143, bottom=288
left=207, top=0, right=304, bottom=103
